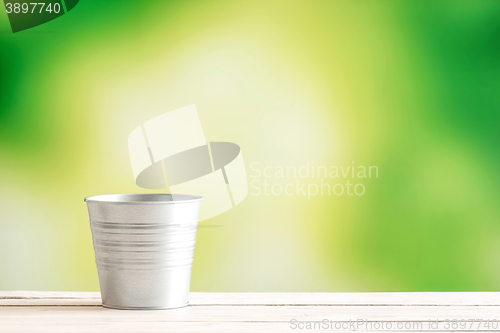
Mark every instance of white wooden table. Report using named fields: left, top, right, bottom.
left=1, top=292, right=500, bottom=332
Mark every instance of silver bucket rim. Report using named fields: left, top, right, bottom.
left=84, top=193, right=204, bottom=204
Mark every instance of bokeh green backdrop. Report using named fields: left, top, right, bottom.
left=1, top=0, right=499, bottom=291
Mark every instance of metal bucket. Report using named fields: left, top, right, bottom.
left=84, top=193, right=203, bottom=310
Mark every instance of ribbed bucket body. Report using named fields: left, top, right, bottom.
left=85, top=194, right=203, bottom=310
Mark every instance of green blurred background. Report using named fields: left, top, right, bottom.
left=1, top=0, right=499, bottom=291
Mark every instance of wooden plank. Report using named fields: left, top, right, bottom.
left=0, top=305, right=499, bottom=322
left=0, top=321, right=484, bottom=333
left=1, top=292, right=500, bottom=332
left=3, top=321, right=500, bottom=333
left=0, top=322, right=292, bottom=333
left=0, top=291, right=101, bottom=306
left=188, top=292, right=500, bottom=306
left=1, top=291, right=500, bottom=306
